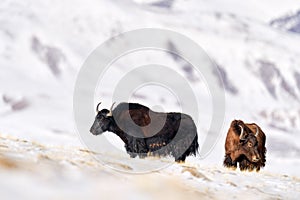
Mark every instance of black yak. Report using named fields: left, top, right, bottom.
left=90, top=102, right=199, bottom=162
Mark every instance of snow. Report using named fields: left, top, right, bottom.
left=1, top=0, right=300, bottom=199
left=1, top=135, right=300, bottom=199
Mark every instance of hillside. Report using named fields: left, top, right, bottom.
left=1, top=134, right=299, bottom=199
left=1, top=0, right=300, bottom=198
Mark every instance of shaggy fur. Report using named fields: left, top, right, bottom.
left=223, top=120, right=267, bottom=172
left=90, top=102, right=199, bottom=162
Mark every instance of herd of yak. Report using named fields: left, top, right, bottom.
left=90, top=102, right=266, bottom=172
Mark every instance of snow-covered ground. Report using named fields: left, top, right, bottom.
left=1, top=135, right=299, bottom=199
left=1, top=0, right=300, bottom=199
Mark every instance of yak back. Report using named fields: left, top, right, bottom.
left=112, top=102, right=151, bottom=127
left=112, top=102, right=195, bottom=138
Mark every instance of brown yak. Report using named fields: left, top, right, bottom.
left=223, top=120, right=266, bottom=171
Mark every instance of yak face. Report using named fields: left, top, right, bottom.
left=90, top=109, right=112, bottom=135
left=236, top=122, right=261, bottom=163
left=239, top=134, right=260, bottom=162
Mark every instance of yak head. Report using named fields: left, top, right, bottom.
left=238, top=123, right=260, bottom=163
left=90, top=102, right=115, bottom=135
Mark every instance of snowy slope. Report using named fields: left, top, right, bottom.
left=1, top=0, right=300, bottom=198
left=270, top=9, right=300, bottom=34
left=1, top=135, right=299, bottom=199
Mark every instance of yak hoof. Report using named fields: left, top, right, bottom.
left=128, top=152, right=137, bottom=158
left=175, top=155, right=186, bottom=163
left=239, top=159, right=249, bottom=171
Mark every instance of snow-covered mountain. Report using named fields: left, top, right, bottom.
left=1, top=0, right=300, bottom=179
left=270, top=9, right=300, bottom=34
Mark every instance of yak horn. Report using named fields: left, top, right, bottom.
left=239, top=125, right=245, bottom=140
left=96, top=102, right=102, bottom=113
left=255, top=126, right=259, bottom=137
left=107, top=102, right=116, bottom=116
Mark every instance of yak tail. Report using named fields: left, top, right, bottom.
left=191, top=135, right=199, bottom=156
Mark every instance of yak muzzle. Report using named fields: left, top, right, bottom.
left=90, top=127, right=97, bottom=135
left=252, top=156, right=260, bottom=162
left=90, top=125, right=100, bottom=135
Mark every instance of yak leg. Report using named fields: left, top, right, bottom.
left=223, top=154, right=237, bottom=169
left=239, top=159, right=250, bottom=171
left=127, top=145, right=137, bottom=158
left=174, top=147, right=187, bottom=163
left=126, top=138, right=138, bottom=158
left=255, top=165, right=261, bottom=172
left=239, top=159, right=257, bottom=171
left=175, top=154, right=186, bottom=163
left=175, top=140, right=197, bottom=163
left=129, top=152, right=137, bottom=158
left=126, top=146, right=137, bottom=158
left=248, top=163, right=255, bottom=171
left=174, top=133, right=199, bottom=163
left=174, top=139, right=191, bottom=163
left=240, top=160, right=262, bottom=172
left=137, top=138, right=148, bottom=158
left=126, top=137, right=148, bottom=158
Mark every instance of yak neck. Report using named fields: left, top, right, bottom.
left=108, top=119, right=129, bottom=144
